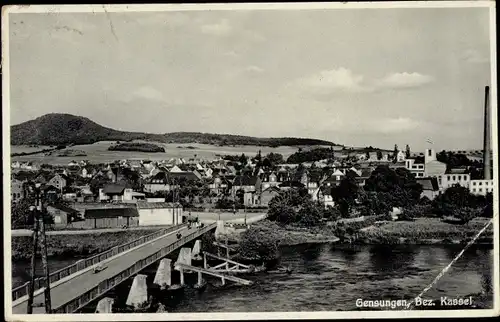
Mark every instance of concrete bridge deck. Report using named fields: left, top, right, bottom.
left=12, top=223, right=216, bottom=314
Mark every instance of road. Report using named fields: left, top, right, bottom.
left=12, top=224, right=197, bottom=314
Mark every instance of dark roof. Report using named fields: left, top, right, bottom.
left=85, top=207, right=139, bottom=219
left=279, top=181, right=305, bottom=188
left=417, top=177, right=440, bottom=191
left=261, top=186, right=281, bottom=194
left=136, top=201, right=181, bottom=209
left=169, top=171, right=200, bottom=181
left=446, top=167, right=469, bottom=174
left=147, top=171, right=171, bottom=184
left=233, top=175, right=258, bottom=186
left=102, top=183, right=129, bottom=194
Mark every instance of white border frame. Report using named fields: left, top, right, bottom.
left=2, top=1, right=498, bottom=321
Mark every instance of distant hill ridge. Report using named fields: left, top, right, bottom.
left=11, top=113, right=338, bottom=147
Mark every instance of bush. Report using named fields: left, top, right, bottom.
left=238, top=225, right=280, bottom=261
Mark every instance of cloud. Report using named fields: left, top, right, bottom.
left=244, top=65, right=265, bottom=74
left=376, top=117, right=421, bottom=134
left=124, top=86, right=165, bottom=102
left=295, top=68, right=434, bottom=98
left=298, top=68, right=372, bottom=94
left=201, top=19, right=232, bottom=37
left=375, top=72, right=434, bottom=89
left=462, top=49, right=489, bottom=64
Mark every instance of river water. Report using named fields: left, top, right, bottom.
left=11, top=243, right=494, bottom=312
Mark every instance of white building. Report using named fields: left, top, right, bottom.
left=136, top=202, right=183, bottom=226
left=469, top=180, right=494, bottom=196
left=405, top=159, right=425, bottom=178
left=438, top=172, right=471, bottom=190
left=405, top=148, right=446, bottom=179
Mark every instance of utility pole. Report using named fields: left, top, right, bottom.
left=26, top=184, right=52, bottom=314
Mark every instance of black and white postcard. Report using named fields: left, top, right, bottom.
left=2, top=2, right=498, bottom=321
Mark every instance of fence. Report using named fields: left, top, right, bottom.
left=52, top=222, right=217, bottom=313
left=12, top=223, right=187, bottom=301
left=184, top=208, right=267, bottom=213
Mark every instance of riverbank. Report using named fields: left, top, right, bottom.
left=355, top=217, right=493, bottom=245
left=241, top=217, right=493, bottom=248
left=11, top=228, right=160, bottom=261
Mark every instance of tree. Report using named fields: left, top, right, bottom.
left=264, top=152, right=284, bottom=167
left=239, top=153, right=248, bottom=165
left=392, top=144, right=399, bottom=163
left=297, top=200, right=324, bottom=226
left=376, top=150, right=383, bottom=160
left=364, top=165, right=422, bottom=208
left=332, top=173, right=358, bottom=218
left=432, top=184, right=476, bottom=218
left=238, top=225, right=280, bottom=261
left=365, top=150, right=370, bottom=160
left=405, top=144, right=411, bottom=159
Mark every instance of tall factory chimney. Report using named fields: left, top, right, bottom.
left=483, top=85, right=492, bottom=180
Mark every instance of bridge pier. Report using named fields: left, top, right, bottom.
left=154, top=258, right=172, bottom=289
left=126, top=274, right=148, bottom=309
left=95, top=297, right=114, bottom=313
left=179, top=268, right=185, bottom=286
left=192, top=240, right=202, bottom=261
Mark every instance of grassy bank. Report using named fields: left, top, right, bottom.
left=240, top=217, right=493, bottom=248
left=356, top=217, right=493, bottom=245
left=11, top=228, right=161, bottom=261
left=234, top=220, right=340, bottom=246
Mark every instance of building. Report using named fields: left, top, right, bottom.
left=469, top=179, right=494, bottom=196
left=136, top=201, right=183, bottom=226
left=416, top=177, right=440, bottom=200
left=423, top=148, right=447, bottom=177
left=11, top=178, right=24, bottom=203
left=144, top=172, right=173, bottom=193
left=232, top=175, right=260, bottom=194
left=84, top=207, right=140, bottom=228
left=208, top=176, right=229, bottom=195
left=48, top=174, right=68, bottom=191
left=323, top=170, right=345, bottom=187
left=99, top=183, right=145, bottom=202
left=439, top=169, right=471, bottom=190
left=317, top=186, right=335, bottom=208
left=405, top=159, right=425, bottom=178
left=405, top=148, right=446, bottom=179
left=46, top=204, right=80, bottom=226
left=259, top=186, right=281, bottom=207
left=396, top=150, right=406, bottom=162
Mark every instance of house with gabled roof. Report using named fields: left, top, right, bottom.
left=259, top=186, right=281, bottom=207
left=144, top=172, right=175, bottom=193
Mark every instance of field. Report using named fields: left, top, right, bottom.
left=10, top=141, right=309, bottom=165
left=11, top=227, right=161, bottom=260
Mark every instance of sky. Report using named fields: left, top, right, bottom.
left=8, top=6, right=493, bottom=152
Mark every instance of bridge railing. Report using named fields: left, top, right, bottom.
left=12, top=223, right=187, bottom=301
left=53, top=222, right=217, bottom=313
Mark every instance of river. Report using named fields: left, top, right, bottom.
left=11, top=243, right=494, bottom=312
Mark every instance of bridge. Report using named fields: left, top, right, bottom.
left=11, top=222, right=217, bottom=314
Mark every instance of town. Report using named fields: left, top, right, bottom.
left=10, top=144, right=494, bottom=231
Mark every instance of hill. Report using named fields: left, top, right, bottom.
left=11, top=113, right=337, bottom=147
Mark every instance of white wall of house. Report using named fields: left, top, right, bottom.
left=439, top=173, right=470, bottom=190
left=469, top=180, right=494, bottom=196
left=138, top=207, right=183, bottom=226
left=144, top=183, right=172, bottom=193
